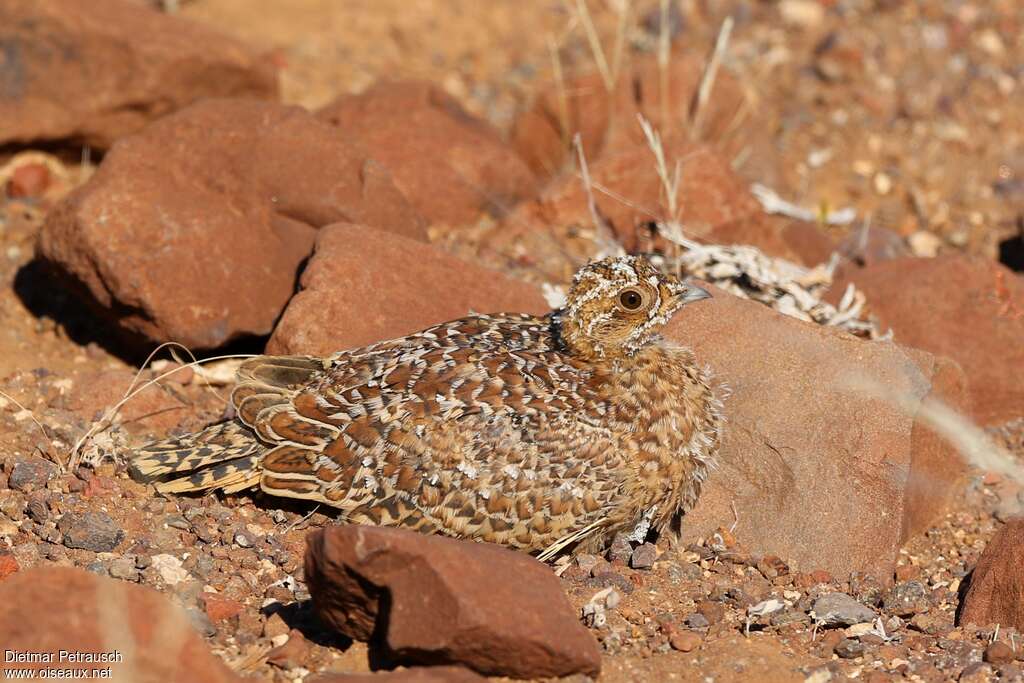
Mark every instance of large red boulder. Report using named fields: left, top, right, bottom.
left=305, top=525, right=601, bottom=679
left=38, top=99, right=423, bottom=350
left=670, top=289, right=968, bottom=580
left=959, top=518, right=1024, bottom=630
left=0, top=566, right=244, bottom=683
left=267, top=224, right=548, bottom=356
left=319, top=82, right=538, bottom=228
left=0, top=0, right=277, bottom=148
left=832, top=255, right=1024, bottom=426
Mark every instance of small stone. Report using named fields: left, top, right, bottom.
left=908, top=231, right=943, bottom=258
left=984, top=642, right=1014, bottom=665
left=107, top=557, right=139, bottom=582
left=58, top=511, right=124, bottom=552
left=630, top=543, right=657, bottom=570
left=883, top=581, right=931, bottom=617
left=200, top=592, right=243, bottom=623
left=873, top=172, right=893, bottom=196
left=894, top=564, right=921, bottom=582
left=7, top=163, right=51, bottom=198
left=266, top=629, right=310, bottom=669
left=697, top=601, right=726, bottom=625
left=811, top=593, right=877, bottom=626
left=0, top=554, right=20, bottom=580
left=607, top=533, right=632, bottom=563
left=668, top=629, right=702, bottom=652
left=779, top=0, right=824, bottom=27
left=8, top=457, right=56, bottom=492
left=263, top=612, right=290, bottom=639
left=151, top=554, right=189, bottom=585
left=575, top=554, right=601, bottom=575
left=959, top=662, right=994, bottom=682
left=685, top=612, right=710, bottom=630
left=834, top=638, right=865, bottom=659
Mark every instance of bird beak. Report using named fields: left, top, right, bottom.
left=672, top=281, right=711, bottom=306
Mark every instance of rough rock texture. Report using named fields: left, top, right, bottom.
left=39, top=99, right=423, bottom=349
left=0, top=566, right=244, bottom=683
left=673, top=289, right=968, bottom=580
left=304, top=525, right=601, bottom=679
left=267, top=224, right=548, bottom=355
left=832, top=255, right=1024, bottom=425
left=309, top=667, right=486, bottom=683
left=501, top=141, right=762, bottom=253
left=0, top=0, right=278, bottom=148
left=959, top=517, right=1024, bottom=630
left=319, top=82, right=537, bottom=227
left=510, top=52, right=747, bottom=178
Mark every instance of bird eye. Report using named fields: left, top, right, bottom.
left=619, top=289, right=644, bottom=310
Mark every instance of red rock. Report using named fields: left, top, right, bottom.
left=511, top=52, right=746, bottom=178
left=959, top=518, right=1024, bottom=630
left=837, top=225, right=912, bottom=267
left=266, top=629, right=311, bottom=669
left=0, top=554, right=19, bottom=581
left=6, top=163, right=51, bottom=198
left=309, top=667, right=485, bottom=683
left=304, top=525, right=601, bottom=679
left=984, top=641, right=1015, bottom=665
left=39, top=99, right=423, bottom=350
left=0, top=0, right=277, bottom=148
left=267, top=224, right=548, bottom=355
left=832, top=255, right=1024, bottom=425
left=319, top=82, right=538, bottom=227
left=199, top=592, right=243, bottom=624
left=674, top=289, right=967, bottom=581
left=669, top=629, right=702, bottom=652
left=501, top=141, right=761, bottom=253
left=0, top=566, right=244, bottom=682
left=60, top=369, right=200, bottom=436
left=708, top=214, right=837, bottom=267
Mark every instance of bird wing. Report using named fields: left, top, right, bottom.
left=240, top=315, right=631, bottom=550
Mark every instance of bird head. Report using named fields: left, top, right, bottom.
left=558, top=255, right=710, bottom=361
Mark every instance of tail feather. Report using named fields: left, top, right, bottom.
left=130, top=421, right=261, bottom=482
left=155, top=455, right=262, bottom=494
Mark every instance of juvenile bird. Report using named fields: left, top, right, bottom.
left=131, top=255, right=723, bottom=556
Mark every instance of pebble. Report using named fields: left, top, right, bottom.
left=629, top=543, right=657, bottom=570
left=151, top=553, right=189, bottom=585
left=834, top=638, right=865, bottom=659
left=882, top=581, right=931, bottom=617
left=107, top=556, right=139, bottom=582
left=908, top=231, right=943, bottom=258
left=697, top=600, right=725, bottom=625
left=984, top=642, right=1014, bottom=665
left=58, top=511, right=124, bottom=552
left=685, top=612, right=710, bottom=630
left=811, top=592, right=877, bottom=626
left=668, top=629, right=702, bottom=653
left=9, top=456, right=56, bottom=492
left=607, top=533, right=632, bottom=563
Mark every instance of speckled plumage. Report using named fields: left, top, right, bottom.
left=131, top=256, right=724, bottom=555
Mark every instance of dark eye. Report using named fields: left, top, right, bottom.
left=619, top=289, right=643, bottom=310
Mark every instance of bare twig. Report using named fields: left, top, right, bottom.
left=571, top=0, right=614, bottom=91
left=688, top=15, right=734, bottom=139
left=68, top=352, right=257, bottom=471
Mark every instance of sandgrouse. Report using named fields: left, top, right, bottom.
left=131, top=255, right=723, bottom=556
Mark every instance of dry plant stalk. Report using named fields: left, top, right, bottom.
left=67, top=346, right=256, bottom=471
left=688, top=15, right=734, bottom=140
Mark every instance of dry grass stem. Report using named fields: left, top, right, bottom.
left=688, top=15, right=734, bottom=139
left=751, top=183, right=857, bottom=226
left=657, top=0, right=671, bottom=128
left=67, top=351, right=257, bottom=471
left=0, top=390, right=50, bottom=444
left=570, top=0, right=614, bottom=91
left=547, top=36, right=571, bottom=148
left=574, top=133, right=624, bottom=257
